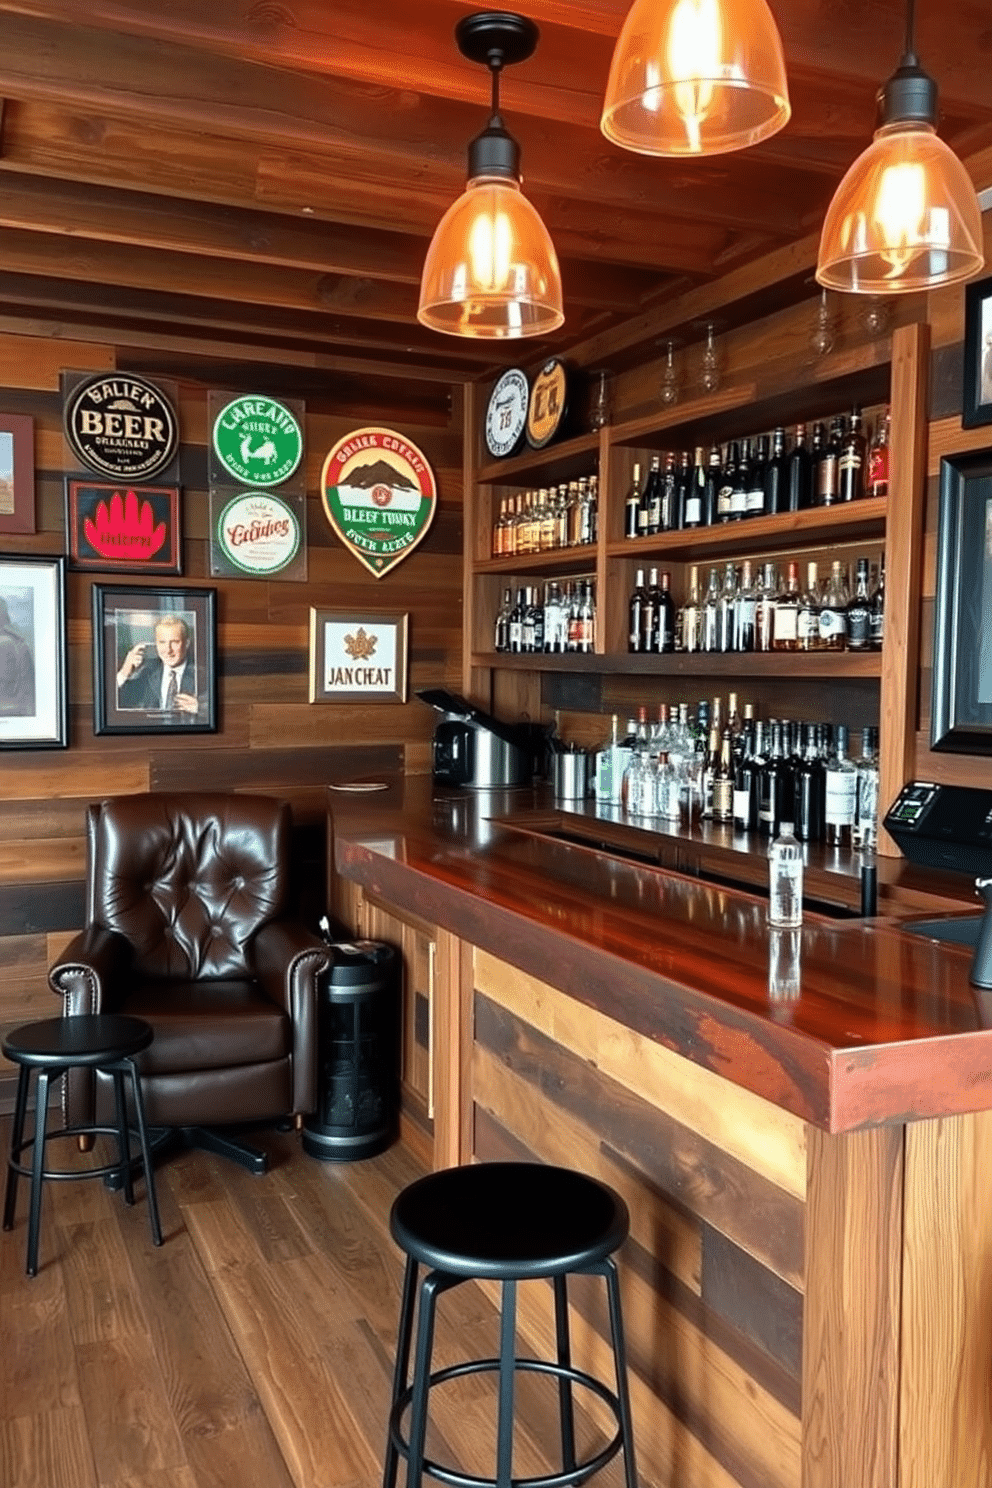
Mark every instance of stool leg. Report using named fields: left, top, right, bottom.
left=552, top=1274, right=577, bottom=1474
left=26, top=1069, right=53, bottom=1277
left=383, top=1256, right=419, bottom=1488
left=110, top=1069, right=135, bottom=1205
left=496, top=1278, right=516, bottom=1488
left=124, top=1058, right=162, bottom=1247
left=3, top=1064, right=30, bottom=1232
left=406, top=1270, right=444, bottom=1488
left=603, top=1258, right=638, bottom=1488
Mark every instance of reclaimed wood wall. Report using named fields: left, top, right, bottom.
left=0, top=330, right=464, bottom=1108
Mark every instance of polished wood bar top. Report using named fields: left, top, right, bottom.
left=329, top=777, right=992, bottom=1134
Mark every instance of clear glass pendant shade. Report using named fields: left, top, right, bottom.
left=816, top=121, right=983, bottom=294
left=418, top=175, right=564, bottom=338
left=601, top=0, right=790, bottom=156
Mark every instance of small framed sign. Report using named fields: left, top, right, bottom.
left=484, top=368, right=529, bottom=460
left=320, top=426, right=437, bottom=579
left=66, top=480, right=182, bottom=574
left=208, top=488, right=307, bottom=580
left=93, top=584, right=217, bottom=735
left=210, top=392, right=305, bottom=489
left=309, top=609, right=408, bottom=704
left=0, top=414, right=35, bottom=536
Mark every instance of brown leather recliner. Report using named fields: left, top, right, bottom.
left=49, top=792, right=329, bottom=1174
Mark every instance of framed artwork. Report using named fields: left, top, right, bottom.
left=65, top=480, right=182, bottom=574
left=931, top=449, right=992, bottom=752
left=0, top=414, right=35, bottom=535
left=962, top=274, right=992, bottom=429
left=92, top=584, right=217, bottom=735
left=0, top=553, right=67, bottom=750
left=309, top=609, right=408, bottom=704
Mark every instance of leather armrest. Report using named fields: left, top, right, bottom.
left=49, top=925, right=132, bottom=1016
left=249, top=920, right=329, bottom=1114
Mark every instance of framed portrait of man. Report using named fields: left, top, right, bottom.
left=0, top=553, right=67, bottom=749
left=962, top=275, right=992, bottom=429
left=92, top=584, right=217, bottom=735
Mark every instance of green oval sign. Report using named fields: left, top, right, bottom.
left=212, top=395, right=303, bottom=487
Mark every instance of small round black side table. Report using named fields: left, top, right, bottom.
left=383, top=1161, right=638, bottom=1488
left=2, top=1014, right=163, bottom=1276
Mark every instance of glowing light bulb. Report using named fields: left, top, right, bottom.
left=874, top=159, right=928, bottom=279
left=468, top=199, right=514, bottom=292
left=667, top=0, right=721, bottom=154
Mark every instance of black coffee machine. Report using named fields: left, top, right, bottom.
left=417, top=690, right=542, bottom=789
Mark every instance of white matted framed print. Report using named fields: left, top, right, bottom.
left=0, top=553, right=67, bottom=749
left=309, top=609, right=408, bottom=704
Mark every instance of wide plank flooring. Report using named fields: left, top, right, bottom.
left=0, top=1120, right=629, bottom=1488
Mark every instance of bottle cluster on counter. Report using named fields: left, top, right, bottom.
left=494, top=580, right=597, bottom=654
left=492, top=474, right=598, bottom=556
left=623, top=408, right=888, bottom=539
left=628, top=553, right=884, bottom=654
left=593, top=695, right=879, bottom=851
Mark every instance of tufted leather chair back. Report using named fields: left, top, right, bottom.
left=86, top=793, right=290, bottom=981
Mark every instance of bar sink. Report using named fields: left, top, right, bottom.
left=901, top=915, right=984, bottom=948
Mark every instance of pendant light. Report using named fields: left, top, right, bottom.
left=600, top=0, right=790, bottom=157
left=418, top=11, right=563, bottom=339
left=816, top=0, right=983, bottom=294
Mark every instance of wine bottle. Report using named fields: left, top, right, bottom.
left=824, top=724, right=858, bottom=849
left=765, top=427, right=789, bottom=514
left=684, top=447, right=705, bottom=528
left=787, top=423, right=812, bottom=511
left=625, top=461, right=643, bottom=540
left=746, top=434, right=768, bottom=518
left=628, top=568, right=647, bottom=654
left=656, top=570, right=676, bottom=654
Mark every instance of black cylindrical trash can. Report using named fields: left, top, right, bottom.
left=303, top=940, right=400, bottom=1162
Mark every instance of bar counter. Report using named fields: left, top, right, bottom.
left=329, top=776, right=992, bottom=1488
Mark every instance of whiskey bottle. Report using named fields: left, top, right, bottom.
left=797, top=561, right=821, bottom=652
left=824, top=725, right=858, bottom=849
left=818, top=560, right=848, bottom=651
left=838, top=407, right=866, bottom=502
left=771, top=561, right=801, bottom=651
left=845, top=558, right=872, bottom=650
left=624, top=462, right=643, bottom=540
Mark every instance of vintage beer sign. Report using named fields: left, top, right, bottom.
left=320, top=426, right=437, bottom=578
left=212, top=394, right=303, bottom=487
left=212, top=490, right=303, bottom=577
left=526, top=358, right=569, bottom=450
left=65, top=479, right=182, bottom=574
left=64, top=373, right=179, bottom=481
left=484, top=368, right=529, bottom=459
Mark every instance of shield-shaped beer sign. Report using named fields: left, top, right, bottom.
left=321, top=426, right=437, bottom=578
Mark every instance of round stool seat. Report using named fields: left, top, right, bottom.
left=391, top=1163, right=629, bottom=1280
left=2, top=1014, right=153, bottom=1068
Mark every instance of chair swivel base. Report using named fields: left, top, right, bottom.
left=104, top=1122, right=269, bottom=1191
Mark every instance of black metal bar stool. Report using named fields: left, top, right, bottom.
left=383, top=1161, right=637, bottom=1488
left=2, top=1014, right=163, bottom=1276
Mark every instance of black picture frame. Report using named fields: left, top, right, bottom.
left=931, top=449, right=992, bottom=753
left=93, top=584, right=217, bottom=735
left=0, top=553, right=67, bottom=750
left=962, top=274, right=992, bottom=429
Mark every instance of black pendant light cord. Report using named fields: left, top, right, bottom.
left=488, top=51, right=503, bottom=125
left=902, top=0, right=917, bottom=65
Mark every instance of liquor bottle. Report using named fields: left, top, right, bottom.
left=867, top=408, right=890, bottom=498
left=755, top=562, right=778, bottom=653
left=824, top=724, right=858, bottom=849
left=674, top=450, right=691, bottom=530
left=853, top=726, right=880, bottom=850
left=646, top=454, right=664, bottom=535
left=508, top=587, right=526, bottom=653
left=768, top=821, right=804, bottom=928
left=681, top=565, right=701, bottom=653
left=701, top=566, right=721, bottom=652
left=656, top=570, right=676, bottom=653
left=787, top=423, right=813, bottom=511
left=733, top=718, right=762, bottom=833
left=577, top=580, right=596, bottom=653
left=701, top=722, right=721, bottom=820
left=793, top=722, right=825, bottom=843
left=868, top=555, right=885, bottom=650
left=716, top=445, right=734, bottom=523
left=797, top=561, right=821, bottom=652
left=765, top=427, right=789, bottom=514
left=492, top=497, right=507, bottom=556
left=771, top=561, right=801, bottom=651
left=520, top=585, right=535, bottom=652
left=838, top=407, right=867, bottom=502
left=584, top=473, right=599, bottom=545
left=818, top=560, right=848, bottom=650
left=642, top=566, right=660, bottom=652
left=628, top=569, right=648, bottom=653
left=758, top=720, right=790, bottom=839
left=660, top=452, right=677, bottom=531
left=543, top=580, right=566, bottom=654
left=711, top=728, right=735, bottom=823
left=526, top=585, right=545, bottom=652
left=624, top=461, right=643, bottom=540
left=563, top=480, right=579, bottom=548
left=716, top=562, right=737, bottom=653
left=728, top=441, right=747, bottom=520
left=538, top=488, right=556, bottom=551
left=494, top=586, right=513, bottom=652
left=746, top=434, right=768, bottom=518
left=815, top=418, right=842, bottom=507
left=733, top=560, right=757, bottom=652
left=845, top=558, right=872, bottom=650
left=683, top=447, right=705, bottom=528
left=703, top=443, right=722, bottom=526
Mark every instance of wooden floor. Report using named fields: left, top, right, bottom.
left=0, top=1119, right=630, bottom=1488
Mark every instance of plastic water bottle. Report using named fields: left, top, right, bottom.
left=768, top=820, right=803, bottom=928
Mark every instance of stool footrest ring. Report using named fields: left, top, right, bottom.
left=389, top=1356, right=624, bottom=1488
left=8, top=1123, right=147, bottom=1185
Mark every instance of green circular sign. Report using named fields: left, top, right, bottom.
left=212, top=395, right=303, bottom=487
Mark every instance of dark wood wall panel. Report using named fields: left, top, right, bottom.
left=0, top=327, right=464, bottom=1106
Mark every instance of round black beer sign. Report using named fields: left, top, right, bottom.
left=64, top=374, right=179, bottom=481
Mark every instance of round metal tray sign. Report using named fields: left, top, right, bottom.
left=64, top=374, right=179, bottom=481
left=526, top=358, right=568, bottom=449
left=484, top=368, right=529, bottom=459
left=212, top=394, right=303, bottom=486
left=216, top=491, right=301, bottom=575
left=321, top=426, right=437, bottom=578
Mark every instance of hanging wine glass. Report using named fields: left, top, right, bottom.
left=810, top=288, right=835, bottom=357
left=659, top=341, right=680, bottom=406
left=587, top=368, right=613, bottom=431
left=862, top=296, right=891, bottom=337
left=699, top=322, right=721, bottom=394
